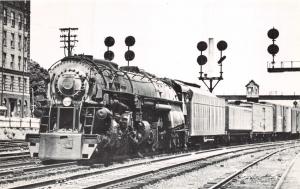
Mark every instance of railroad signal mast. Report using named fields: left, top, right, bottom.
left=267, top=27, right=300, bottom=72
left=197, top=39, right=228, bottom=93
left=267, top=27, right=300, bottom=106
left=103, top=36, right=136, bottom=66
left=60, top=27, right=78, bottom=57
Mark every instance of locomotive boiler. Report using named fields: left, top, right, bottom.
left=26, top=55, right=186, bottom=161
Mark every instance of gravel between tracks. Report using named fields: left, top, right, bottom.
left=143, top=145, right=300, bottom=189
left=223, top=146, right=300, bottom=189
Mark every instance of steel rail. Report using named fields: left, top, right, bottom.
left=208, top=146, right=299, bottom=189
left=7, top=141, right=296, bottom=189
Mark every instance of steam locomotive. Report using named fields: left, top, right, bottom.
left=26, top=55, right=300, bottom=161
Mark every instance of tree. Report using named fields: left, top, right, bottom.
left=28, top=60, right=50, bottom=117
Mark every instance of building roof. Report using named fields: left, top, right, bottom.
left=245, top=80, right=259, bottom=88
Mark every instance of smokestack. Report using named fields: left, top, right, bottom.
left=207, top=38, right=216, bottom=75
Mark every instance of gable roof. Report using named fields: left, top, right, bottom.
left=245, top=80, right=259, bottom=88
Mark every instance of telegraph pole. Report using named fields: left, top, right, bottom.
left=59, top=28, right=78, bottom=57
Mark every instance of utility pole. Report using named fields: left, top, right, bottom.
left=59, top=28, right=78, bottom=57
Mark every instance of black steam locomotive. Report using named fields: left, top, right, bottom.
left=26, top=55, right=300, bottom=161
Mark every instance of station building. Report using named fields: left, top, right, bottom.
left=0, top=1, right=30, bottom=117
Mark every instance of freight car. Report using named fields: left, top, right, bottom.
left=26, top=55, right=300, bottom=162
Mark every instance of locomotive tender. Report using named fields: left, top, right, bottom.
left=26, top=55, right=300, bottom=161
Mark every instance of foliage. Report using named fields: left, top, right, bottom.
left=28, top=60, right=50, bottom=115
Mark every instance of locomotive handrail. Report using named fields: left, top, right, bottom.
left=80, top=56, right=108, bottom=89
left=118, top=70, right=134, bottom=93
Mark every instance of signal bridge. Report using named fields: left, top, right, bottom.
left=268, top=60, right=300, bottom=72
left=217, top=80, right=300, bottom=104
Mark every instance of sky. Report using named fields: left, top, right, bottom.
left=31, top=0, right=300, bottom=104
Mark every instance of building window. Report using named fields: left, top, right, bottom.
left=18, top=14, right=22, bottom=30
left=3, top=8, right=7, bottom=25
left=11, top=33, right=15, bottom=49
left=2, top=53, right=6, bottom=67
left=10, top=76, right=14, bottom=91
left=2, top=30, right=7, bottom=47
left=24, top=58, right=27, bottom=71
left=18, top=77, right=21, bottom=91
left=10, top=54, right=14, bottom=69
left=18, top=35, right=22, bottom=51
left=11, top=11, right=15, bottom=28
left=24, top=37, right=27, bottom=52
left=18, top=56, right=21, bottom=70
left=24, top=17, right=28, bottom=31
left=3, top=75, right=6, bottom=90
left=24, top=78, right=27, bottom=92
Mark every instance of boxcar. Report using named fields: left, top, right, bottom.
left=239, top=102, right=273, bottom=133
left=273, top=104, right=284, bottom=133
left=187, top=88, right=226, bottom=137
left=283, top=106, right=292, bottom=133
left=291, top=108, right=300, bottom=134
left=226, top=105, right=252, bottom=133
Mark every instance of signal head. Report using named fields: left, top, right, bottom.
left=217, top=40, right=227, bottom=51
left=104, top=36, right=115, bottom=47
left=197, top=41, right=208, bottom=51
left=267, top=44, right=279, bottom=55
left=125, top=36, right=135, bottom=46
left=197, top=55, right=207, bottom=65
left=267, top=28, right=279, bottom=40
left=104, top=50, right=114, bottom=61
left=125, top=50, right=135, bottom=61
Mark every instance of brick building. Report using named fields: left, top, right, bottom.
left=0, top=1, right=30, bottom=117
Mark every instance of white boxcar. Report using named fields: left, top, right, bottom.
left=273, top=104, right=284, bottom=133
left=226, top=105, right=252, bottom=131
left=291, top=108, right=300, bottom=134
left=188, top=88, right=226, bottom=136
left=283, top=106, right=292, bottom=133
left=239, top=102, right=273, bottom=133
left=252, top=103, right=273, bottom=133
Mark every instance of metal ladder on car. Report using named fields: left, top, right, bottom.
left=84, top=107, right=96, bottom=134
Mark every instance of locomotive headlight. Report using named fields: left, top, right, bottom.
left=62, top=77, right=74, bottom=90
left=62, top=97, right=72, bottom=106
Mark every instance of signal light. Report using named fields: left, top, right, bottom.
left=125, top=36, right=135, bottom=46
left=267, top=44, right=279, bottom=55
left=267, top=28, right=279, bottom=40
left=104, top=50, right=114, bottom=61
left=124, top=36, right=136, bottom=66
left=197, top=55, right=207, bottom=65
left=125, top=50, right=135, bottom=61
left=217, top=40, right=227, bottom=51
left=196, top=41, right=208, bottom=65
left=197, top=41, right=208, bottom=51
left=267, top=27, right=279, bottom=64
left=104, top=36, right=115, bottom=61
left=104, top=36, right=115, bottom=47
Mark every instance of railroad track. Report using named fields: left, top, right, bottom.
left=204, top=148, right=290, bottom=189
left=197, top=143, right=300, bottom=189
left=0, top=151, right=30, bottom=161
left=0, top=161, right=83, bottom=185
left=0, top=147, right=28, bottom=153
left=273, top=153, right=300, bottom=189
left=3, top=140, right=298, bottom=189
